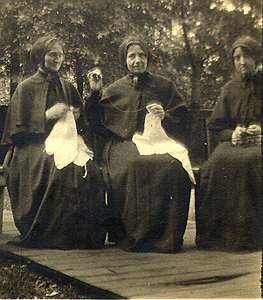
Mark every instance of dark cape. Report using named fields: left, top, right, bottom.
left=2, top=70, right=107, bottom=249
left=86, top=72, right=192, bottom=253
left=195, top=73, right=262, bottom=251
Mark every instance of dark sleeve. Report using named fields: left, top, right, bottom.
left=207, top=86, right=236, bottom=141
left=68, top=83, right=88, bottom=135
left=84, top=91, right=113, bottom=140
left=161, top=81, right=188, bottom=144
left=1, top=86, right=38, bottom=146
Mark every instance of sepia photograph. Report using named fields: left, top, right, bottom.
left=0, top=0, right=262, bottom=298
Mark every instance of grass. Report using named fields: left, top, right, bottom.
left=0, top=251, right=115, bottom=299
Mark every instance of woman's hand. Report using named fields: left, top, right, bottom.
left=146, top=103, right=165, bottom=120
left=88, top=68, right=103, bottom=92
left=71, top=107, right=81, bottom=121
left=45, top=103, right=69, bottom=120
left=232, top=124, right=262, bottom=146
left=246, top=124, right=261, bottom=136
left=231, top=125, right=246, bottom=145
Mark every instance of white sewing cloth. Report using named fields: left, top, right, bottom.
left=45, top=110, right=93, bottom=169
left=132, top=111, right=195, bottom=184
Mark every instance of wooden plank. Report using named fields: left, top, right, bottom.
left=46, top=250, right=259, bottom=273
left=41, top=255, right=259, bottom=277
left=1, top=207, right=261, bottom=300
left=74, top=264, right=259, bottom=286
left=74, top=270, right=261, bottom=299
left=16, top=244, right=259, bottom=299
left=10, top=245, right=260, bottom=273
left=117, top=271, right=261, bottom=299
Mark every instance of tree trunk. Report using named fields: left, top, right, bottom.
left=9, top=9, right=21, bottom=98
left=180, top=19, right=201, bottom=134
left=75, top=55, right=83, bottom=97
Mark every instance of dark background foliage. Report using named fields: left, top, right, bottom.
left=0, top=0, right=261, bottom=108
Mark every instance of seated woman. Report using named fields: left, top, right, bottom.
left=1, top=36, right=106, bottom=249
left=85, top=36, right=194, bottom=253
left=195, top=36, right=262, bottom=251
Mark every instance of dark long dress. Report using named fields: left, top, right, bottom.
left=86, top=72, right=192, bottom=253
left=195, top=73, right=262, bottom=251
left=2, top=70, right=106, bottom=249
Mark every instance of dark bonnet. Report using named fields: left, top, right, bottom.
left=30, top=36, right=63, bottom=65
left=231, top=36, right=261, bottom=64
left=118, top=36, right=151, bottom=69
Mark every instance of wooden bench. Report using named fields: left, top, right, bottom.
left=0, top=166, right=5, bottom=234
left=189, top=109, right=216, bottom=184
left=0, top=107, right=215, bottom=232
left=0, top=105, right=8, bottom=234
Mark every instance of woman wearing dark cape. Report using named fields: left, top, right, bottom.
left=195, top=36, right=262, bottom=251
left=1, top=36, right=106, bottom=249
left=86, top=36, right=194, bottom=253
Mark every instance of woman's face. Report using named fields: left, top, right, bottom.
left=233, top=46, right=256, bottom=78
left=44, top=41, right=64, bottom=72
left=126, top=44, right=148, bottom=75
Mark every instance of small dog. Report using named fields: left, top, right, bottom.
left=88, top=67, right=103, bottom=91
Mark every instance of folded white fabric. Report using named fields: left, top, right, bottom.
left=132, top=111, right=195, bottom=184
left=45, top=109, right=93, bottom=169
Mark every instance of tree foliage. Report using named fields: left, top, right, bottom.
left=0, top=0, right=261, bottom=107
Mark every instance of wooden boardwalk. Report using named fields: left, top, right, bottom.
left=0, top=206, right=261, bottom=299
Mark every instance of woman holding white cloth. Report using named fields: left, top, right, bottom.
left=86, top=36, right=194, bottom=253
left=1, top=36, right=106, bottom=249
